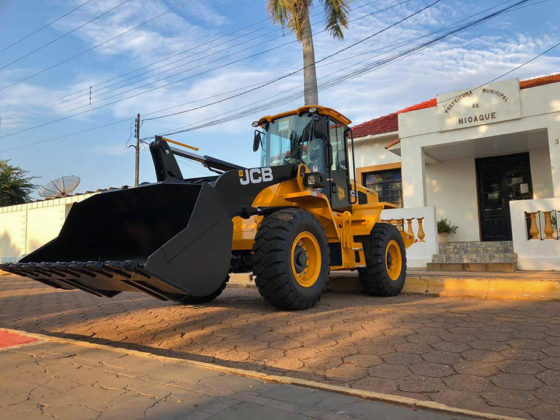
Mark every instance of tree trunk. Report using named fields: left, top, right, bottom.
left=301, top=8, right=319, bottom=105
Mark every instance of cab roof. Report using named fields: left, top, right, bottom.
left=257, top=106, right=352, bottom=126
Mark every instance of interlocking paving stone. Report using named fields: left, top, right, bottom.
left=0, top=339, right=473, bottom=420
left=443, top=375, right=491, bottom=392
left=482, top=389, right=540, bottom=410
left=490, top=373, right=543, bottom=391
left=537, top=370, right=560, bottom=387
left=2, top=275, right=560, bottom=419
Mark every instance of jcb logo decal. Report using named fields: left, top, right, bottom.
left=239, top=168, right=273, bottom=185
left=337, top=186, right=346, bottom=200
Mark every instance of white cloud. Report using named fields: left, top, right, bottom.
left=1, top=0, right=559, bottom=147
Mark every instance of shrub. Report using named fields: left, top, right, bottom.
left=437, top=218, right=458, bottom=234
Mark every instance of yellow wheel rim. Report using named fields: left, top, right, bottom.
left=290, top=231, right=321, bottom=288
left=385, top=240, right=402, bottom=281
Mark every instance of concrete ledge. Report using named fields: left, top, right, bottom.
left=230, top=271, right=560, bottom=301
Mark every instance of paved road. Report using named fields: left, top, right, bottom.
left=0, top=333, right=477, bottom=420
left=1, top=275, right=559, bottom=419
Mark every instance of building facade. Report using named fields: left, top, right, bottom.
left=352, top=74, right=560, bottom=270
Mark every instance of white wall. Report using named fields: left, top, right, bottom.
left=425, top=158, right=480, bottom=241
left=381, top=206, right=438, bottom=268
left=510, top=198, right=560, bottom=270
left=26, top=206, right=66, bottom=254
left=530, top=147, right=554, bottom=199
left=0, top=211, right=26, bottom=262
left=0, top=193, right=95, bottom=263
left=353, top=135, right=401, bottom=169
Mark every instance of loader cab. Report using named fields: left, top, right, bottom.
left=255, top=106, right=353, bottom=211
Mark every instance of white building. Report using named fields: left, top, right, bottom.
left=352, top=73, right=560, bottom=271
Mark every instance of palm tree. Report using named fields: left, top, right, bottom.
left=268, top=0, right=351, bottom=105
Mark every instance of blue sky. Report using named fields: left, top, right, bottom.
left=0, top=0, right=558, bottom=195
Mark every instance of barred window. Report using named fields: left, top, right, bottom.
left=363, top=169, right=402, bottom=207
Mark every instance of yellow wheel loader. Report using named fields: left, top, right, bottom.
left=1, top=106, right=413, bottom=310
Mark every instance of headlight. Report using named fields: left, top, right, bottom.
left=304, top=172, right=325, bottom=188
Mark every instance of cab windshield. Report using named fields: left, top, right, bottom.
left=260, top=114, right=325, bottom=173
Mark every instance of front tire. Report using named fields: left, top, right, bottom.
left=358, top=223, right=406, bottom=296
left=252, top=208, right=328, bottom=310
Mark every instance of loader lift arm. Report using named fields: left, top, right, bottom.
left=152, top=136, right=244, bottom=181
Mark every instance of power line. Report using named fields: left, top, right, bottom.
left=56, top=17, right=275, bottom=104
left=0, top=0, right=426, bottom=139
left=438, top=38, right=560, bottom=106
left=56, top=0, right=392, bottom=110
left=91, top=0, right=515, bottom=123
left=0, top=0, right=132, bottom=70
left=55, top=0, right=379, bottom=103
left=158, top=0, right=539, bottom=136
left=1, top=0, right=546, bottom=152
left=0, top=0, right=98, bottom=54
left=0, top=0, right=194, bottom=92
left=143, top=0, right=442, bottom=122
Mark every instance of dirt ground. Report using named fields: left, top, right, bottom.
left=1, top=275, right=559, bottom=419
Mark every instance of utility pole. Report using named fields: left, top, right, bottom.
left=134, top=113, right=140, bottom=187
left=89, top=85, right=92, bottom=105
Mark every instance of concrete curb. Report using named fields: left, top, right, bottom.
left=403, top=274, right=560, bottom=300
left=230, top=273, right=560, bottom=301
left=3, top=327, right=522, bottom=420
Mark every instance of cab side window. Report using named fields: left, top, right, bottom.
left=329, top=120, right=347, bottom=172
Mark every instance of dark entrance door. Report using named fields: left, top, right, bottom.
left=475, top=153, right=533, bottom=241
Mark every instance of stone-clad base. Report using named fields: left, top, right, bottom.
left=431, top=242, right=517, bottom=272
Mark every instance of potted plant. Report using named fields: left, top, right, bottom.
left=437, top=218, right=458, bottom=244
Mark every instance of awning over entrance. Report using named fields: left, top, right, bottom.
left=388, top=129, right=548, bottom=162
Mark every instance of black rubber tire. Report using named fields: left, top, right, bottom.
left=252, top=208, right=329, bottom=310
left=177, top=275, right=229, bottom=305
left=358, top=223, right=407, bottom=296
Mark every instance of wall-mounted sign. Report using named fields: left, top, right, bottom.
left=437, top=78, right=521, bottom=132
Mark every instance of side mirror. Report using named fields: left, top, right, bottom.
left=253, top=130, right=262, bottom=152
left=312, top=116, right=329, bottom=140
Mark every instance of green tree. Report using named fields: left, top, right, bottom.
left=0, top=160, right=36, bottom=206
left=267, top=0, right=351, bottom=105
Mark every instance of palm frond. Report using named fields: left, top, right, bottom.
left=267, top=0, right=314, bottom=41
left=321, top=0, right=351, bottom=39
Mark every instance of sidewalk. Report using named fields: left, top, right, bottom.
left=230, top=270, right=560, bottom=301
left=2, top=276, right=560, bottom=419
left=0, top=329, right=493, bottom=420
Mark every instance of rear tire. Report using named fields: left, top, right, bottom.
left=177, top=275, right=229, bottom=305
left=252, top=208, right=328, bottom=310
left=358, top=223, right=406, bottom=296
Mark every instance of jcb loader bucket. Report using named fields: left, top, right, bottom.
left=1, top=182, right=233, bottom=302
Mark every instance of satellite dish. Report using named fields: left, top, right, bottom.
left=39, top=175, right=81, bottom=198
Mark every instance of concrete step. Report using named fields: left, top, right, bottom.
left=432, top=253, right=516, bottom=264
left=439, top=241, right=513, bottom=253
left=426, top=262, right=517, bottom=273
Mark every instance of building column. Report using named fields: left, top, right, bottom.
left=401, top=141, right=427, bottom=208
left=549, top=125, right=560, bottom=198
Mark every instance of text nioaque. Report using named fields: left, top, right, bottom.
left=458, top=112, right=497, bottom=125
